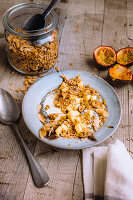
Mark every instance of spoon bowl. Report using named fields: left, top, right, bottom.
left=24, top=0, right=59, bottom=31
left=0, top=88, right=49, bottom=187
left=0, top=88, right=20, bottom=124
left=24, top=14, right=45, bottom=31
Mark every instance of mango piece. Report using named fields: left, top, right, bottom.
left=83, top=95, right=91, bottom=101
left=60, top=82, right=69, bottom=92
left=75, top=123, right=86, bottom=134
left=67, top=110, right=80, bottom=122
left=55, top=126, right=63, bottom=135
left=78, top=81, right=84, bottom=87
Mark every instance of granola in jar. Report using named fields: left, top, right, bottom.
left=3, top=3, right=59, bottom=75
left=7, top=29, right=58, bottom=73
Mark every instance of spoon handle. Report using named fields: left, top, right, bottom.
left=42, top=0, right=59, bottom=18
left=12, top=123, right=49, bottom=187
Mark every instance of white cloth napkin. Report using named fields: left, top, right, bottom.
left=83, top=139, right=133, bottom=200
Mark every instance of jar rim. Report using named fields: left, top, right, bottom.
left=2, top=3, right=58, bottom=37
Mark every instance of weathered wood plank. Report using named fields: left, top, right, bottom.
left=59, top=14, right=103, bottom=56
left=98, top=0, right=130, bottom=150
left=127, top=0, right=133, bottom=43
left=128, top=87, right=133, bottom=159
left=103, top=0, right=127, bottom=15
left=0, top=174, right=28, bottom=200
left=56, top=13, right=104, bottom=77
left=67, top=0, right=104, bottom=16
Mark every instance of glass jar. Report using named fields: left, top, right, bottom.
left=2, top=3, right=59, bottom=75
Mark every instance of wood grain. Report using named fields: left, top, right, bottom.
left=0, top=0, right=132, bottom=199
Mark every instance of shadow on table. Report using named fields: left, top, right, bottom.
left=0, top=38, right=7, bottom=68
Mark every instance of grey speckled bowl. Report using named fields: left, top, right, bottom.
left=22, top=70, right=121, bottom=150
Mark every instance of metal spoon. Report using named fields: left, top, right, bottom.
left=0, top=88, right=49, bottom=187
left=24, top=0, right=59, bottom=31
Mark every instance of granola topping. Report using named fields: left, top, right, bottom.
left=38, top=75, right=109, bottom=140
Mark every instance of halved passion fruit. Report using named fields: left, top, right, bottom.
left=117, top=47, right=133, bottom=66
left=94, top=46, right=116, bottom=68
left=108, top=64, right=132, bottom=86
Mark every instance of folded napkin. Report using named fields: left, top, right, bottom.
left=83, top=140, right=133, bottom=200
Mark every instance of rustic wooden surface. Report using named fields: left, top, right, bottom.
left=0, top=0, right=133, bottom=199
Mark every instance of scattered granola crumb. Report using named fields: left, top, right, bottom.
left=38, top=74, right=43, bottom=77
left=129, top=24, right=132, bottom=26
left=127, top=149, right=133, bottom=154
left=74, top=24, right=79, bottom=33
left=23, top=80, right=28, bottom=85
left=68, top=143, right=71, bottom=146
left=23, top=76, right=37, bottom=93
left=11, top=71, right=15, bottom=75
left=22, top=90, right=26, bottom=94
left=55, top=67, right=60, bottom=72
left=121, top=23, right=126, bottom=27
left=94, top=68, right=98, bottom=71
left=126, top=139, right=130, bottom=141
left=78, top=105, right=85, bottom=112
left=69, top=62, right=74, bottom=66
left=76, top=141, right=79, bottom=143
left=14, top=97, right=18, bottom=100
left=98, top=96, right=101, bottom=99
left=16, top=89, right=20, bottom=92
left=45, top=105, right=50, bottom=110
left=103, top=100, right=106, bottom=105
left=10, top=83, right=14, bottom=85
left=49, top=113, right=59, bottom=120
left=57, top=60, right=59, bottom=63
left=10, top=88, right=15, bottom=91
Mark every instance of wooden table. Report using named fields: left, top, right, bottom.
left=0, top=0, right=133, bottom=199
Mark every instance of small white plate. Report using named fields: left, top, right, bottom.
left=22, top=70, right=121, bottom=149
